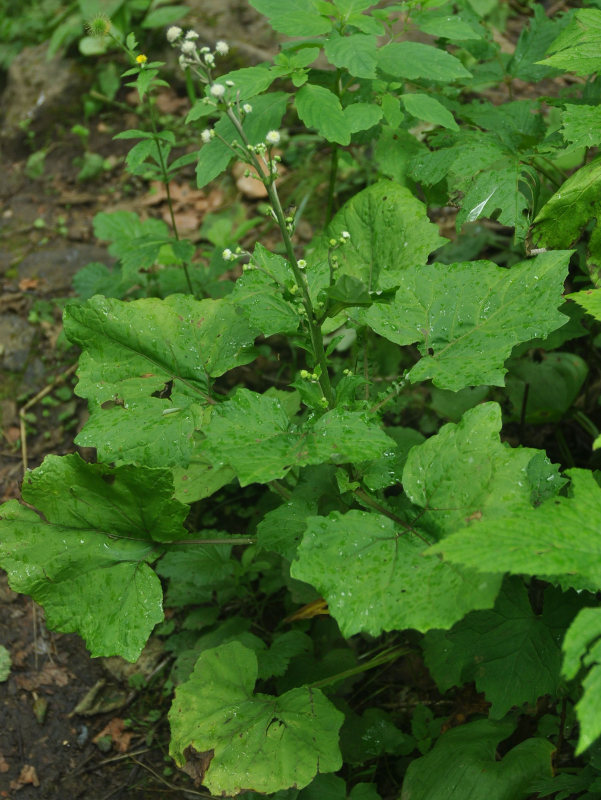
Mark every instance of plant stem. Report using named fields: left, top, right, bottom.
left=224, top=107, right=334, bottom=407
left=147, top=97, right=196, bottom=298
left=326, top=144, right=339, bottom=224
left=308, top=644, right=410, bottom=689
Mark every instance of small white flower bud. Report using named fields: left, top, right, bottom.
left=225, top=79, right=235, bottom=87
left=181, top=40, right=197, bottom=56
left=210, top=83, right=226, bottom=98
left=204, top=52, right=215, bottom=66
left=265, top=130, right=280, bottom=145
left=297, top=259, right=307, bottom=269
left=185, top=30, right=199, bottom=40
left=222, top=248, right=234, bottom=261
left=215, top=41, right=229, bottom=55
left=242, top=103, right=253, bottom=113
left=201, top=129, right=212, bottom=144
left=166, top=26, right=182, bottom=43
left=341, top=230, right=351, bottom=240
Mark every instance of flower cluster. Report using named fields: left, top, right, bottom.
left=166, top=26, right=230, bottom=75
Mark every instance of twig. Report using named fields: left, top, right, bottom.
left=19, top=362, right=78, bottom=476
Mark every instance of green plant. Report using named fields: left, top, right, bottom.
left=6, top=1, right=601, bottom=797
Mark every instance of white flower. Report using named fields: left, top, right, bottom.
left=242, top=103, right=253, bottom=113
left=181, top=40, right=197, bottom=56
left=215, top=40, right=229, bottom=55
left=178, top=54, right=188, bottom=70
left=166, top=26, right=182, bottom=43
left=341, top=230, right=350, bottom=240
left=210, top=83, right=226, bottom=98
left=204, top=52, right=215, bottom=66
left=222, top=248, right=234, bottom=261
left=185, top=30, right=199, bottom=40
left=265, top=130, right=280, bottom=145
left=225, top=79, right=235, bottom=87
left=201, top=129, right=212, bottom=143
left=297, top=259, right=307, bottom=269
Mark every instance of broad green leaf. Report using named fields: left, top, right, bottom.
left=292, top=509, right=502, bottom=635
left=539, top=9, right=601, bottom=76
left=296, top=83, right=352, bottom=145
left=197, top=92, right=289, bottom=188
left=423, top=578, right=582, bottom=718
left=157, top=539, right=236, bottom=608
left=401, top=403, right=558, bottom=538
left=0, top=454, right=189, bottom=660
left=401, top=93, right=458, bottom=131
left=562, top=606, right=601, bottom=753
left=64, top=295, right=257, bottom=466
left=257, top=630, right=313, bottom=679
left=169, top=641, right=344, bottom=795
left=334, top=0, right=375, bottom=13
left=323, top=32, right=377, bottom=78
left=429, top=468, right=601, bottom=592
left=561, top=104, right=601, bottom=149
left=257, top=497, right=318, bottom=561
left=201, top=389, right=390, bottom=486
left=343, top=102, right=383, bottom=133
left=377, top=42, right=472, bottom=82
left=249, top=0, right=333, bottom=36
left=320, top=274, right=396, bottom=318
left=414, top=8, right=482, bottom=40
left=408, top=132, right=508, bottom=187
left=325, top=181, right=446, bottom=290
left=456, top=162, right=531, bottom=240
left=363, top=252, right=570, bottom=391
left=141, top=5, right=188, bottom=27
left=505, top=351, right=588, bottom=424
left=171, top=453, right=235, bottom=504
left=361, top=427, right=425, bottom=491
left=400, top=719, right=554, bottom=800
left=532, top=159, right=601, bottom=269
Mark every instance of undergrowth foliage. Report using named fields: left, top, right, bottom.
left=5, top=1, right=601, bottom=797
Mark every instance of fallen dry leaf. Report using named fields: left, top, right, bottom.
left=0, top=752, right=9, bottom=773
left=93, top=718, right=133, bottom=753
left=10, top=764, right=40, bottom=790
left=15, top=662, right=70, bottom=691
left=18, top=278, right=39, bottom=291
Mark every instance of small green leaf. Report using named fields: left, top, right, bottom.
left=400, top=719, right=554, bottom=800
left=401, top=93, right=458, bottom=131
left=0, top=645, right=11, bottom=682
left=296, top=83, right=352, bottom=145
left=141, top=5, right=188, bottom=27
left=324, top=32, right=378, bottom=78
left=0, top=455, right=189, bottom=660
left=414, top=9, right=482, bottom=40
left=249, top=0, right=333, bottom=36
left=169, top=641, right=344, bottom=795
left=377, top=42, right=472, bottom=82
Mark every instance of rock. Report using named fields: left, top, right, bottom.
left=18, top=244, right=114, bottom=293
left=184, top=0, right=277, bottom=63
left=0, top=43, right=84, bottom=148
left=0, top=314, right=34, bottom=371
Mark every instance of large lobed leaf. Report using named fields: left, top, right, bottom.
left=292, top=404, right=555, bottom=635
left=169, top=641, right=343, bottom=795
left=0, top=455, right=189, bottom=660
left=200, top=388, right=391, bottom=486
left=64, top=294, right=258, bottom=467
left=429, top=468, right=601, bottom=592
left=400, top=719, right=554, bottom=800
left=362, top=251, right=570, bottom=391
left=562, top=606, right=601, bottom=753
left=423, top=578, right=583, bottom=718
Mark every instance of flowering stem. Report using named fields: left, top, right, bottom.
left=147, top=97, right=196, bottom=298
left=223, top=107, right=334, bottom=408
